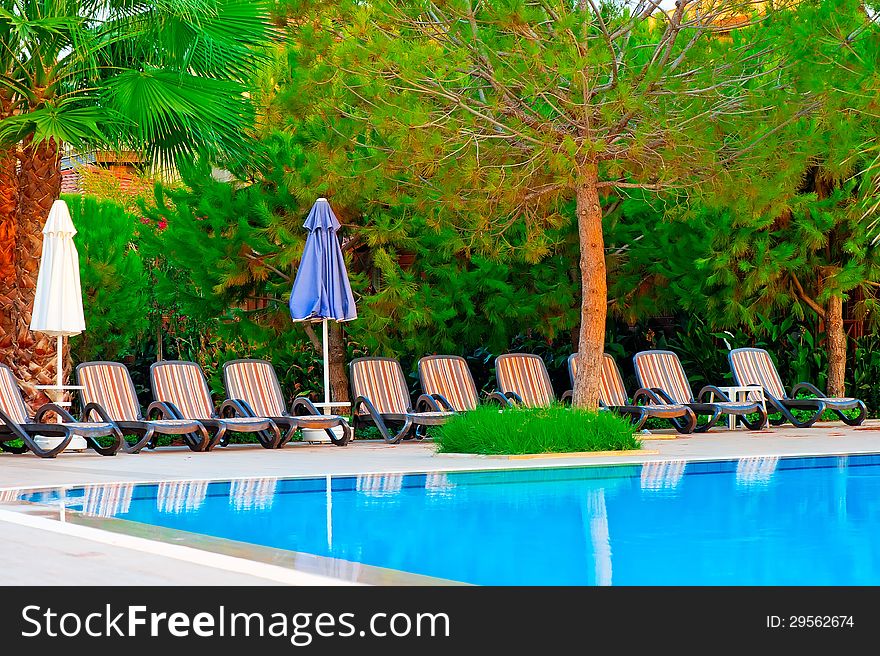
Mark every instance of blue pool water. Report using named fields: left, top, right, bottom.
left=20, top=454, right=880, bottom=585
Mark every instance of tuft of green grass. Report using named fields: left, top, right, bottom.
left=435, top=404, right=641, bottom=455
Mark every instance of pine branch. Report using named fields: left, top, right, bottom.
left=302, top=323, right=323, bottom=353
left=790, top=273, right=826, bottom=320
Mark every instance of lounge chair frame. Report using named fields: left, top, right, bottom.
left=0, top=364, right=123, bottom=457
left=77, top=361, right=210, bottom=453
left=350, top=357, right=453, bottom=444
left=633, top=350, right=767, bottom=432
left=728, top=347, right=866, bottom=428
left=222, top=359, right=352, bottom=446
left=562, top=353, right=697, bottom=434
left=150, top=361, right=282, bottom=450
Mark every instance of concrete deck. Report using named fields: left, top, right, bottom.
left=3, top=420, right=880, bottom=585
left=0, top=520, right=288, bottom=585
left=4, top=421, right=880, bottom=490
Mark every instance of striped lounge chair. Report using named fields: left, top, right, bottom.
left=222, top=359, right=352, bottom=446
left=494, top=353, right=558, bottom=407
left=77, top=361, right=210, bottom=453
left=417, top=355, right=509, bottom=411
left=350, top=357, right=454, bottom=443
left=633, top=350, right=767, bottom=432
left=562, top=353, right=697, bottom=433
left=0, top=364, right=122, bottom=458
left=729, top=347, right=866, bottom=427
left=150, top=361, right=282, bottom=450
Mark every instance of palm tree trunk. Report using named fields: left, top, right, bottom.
left=572, top=163, right=606, bottom=409
left=13, top=138, right=62, bottom=409
left=0, top=95, right=19, bottom=367
left=0, top=147, right=18, bottom=361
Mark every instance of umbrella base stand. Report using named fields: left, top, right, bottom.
left=302, top=426, right=345, bottom=444
left=33, top=434, right=88, bottom=452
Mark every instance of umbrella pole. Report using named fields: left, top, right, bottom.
left=56, top=335, right=63, bottom=390
left=322, top=318, right=330, bottom=408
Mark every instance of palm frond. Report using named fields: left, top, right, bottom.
left=101, top=67, right=256, bottom=169
left=0, top=99, right=111, bottom=147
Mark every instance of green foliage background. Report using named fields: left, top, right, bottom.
left=67, top=195, right=150, bottom=363
left=67, top=0, right=880, bottom=419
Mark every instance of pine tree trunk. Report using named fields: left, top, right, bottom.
left=329, top=321, right=350, bottom=405
left=13, top=139, right=62, bottom=409
left=825, top=292, right=846, bottom=398
left=0, top=95, right=18, bottom=366
left=572, top=163, right=607, bottom=409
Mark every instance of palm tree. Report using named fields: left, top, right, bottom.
left=0, top=3, right=19, bottom=362
left=0, top=0, right=273, bottom=406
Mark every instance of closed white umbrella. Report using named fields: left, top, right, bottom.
left=30, top=199, right=86, bottom=391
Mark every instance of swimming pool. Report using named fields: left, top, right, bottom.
left=19, top=454, right=880, bottom=585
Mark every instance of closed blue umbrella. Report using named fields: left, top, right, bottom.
left=289, top=198, right=357, bottom=407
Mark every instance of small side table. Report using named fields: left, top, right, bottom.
left=710, top=385, right=767, bottom=430
left=302, top=401, right=352, bottom=444
left=34, top=384, right=87, bottom=451
left=34, top=384, right=85, bottom=408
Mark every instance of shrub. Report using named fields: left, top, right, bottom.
left=67, top=195, right=151, bottom=363
left=435, top=405, right=640, bottom=455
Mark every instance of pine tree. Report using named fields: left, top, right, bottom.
left=636, top=3, right=880, bottom=397
left=65, top=196, right=150, bottom=363
left=305, top=0, right=825, bottom=408
left=138, top=135, right=583, bottom=400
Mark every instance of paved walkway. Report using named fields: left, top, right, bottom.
left=2, top=420, right=879, bottom=585
left=2, top=421, right=879, bottom=491
left=0, top=520, right=291, bottom=585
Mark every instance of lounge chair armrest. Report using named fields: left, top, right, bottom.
left=650, top=387, right=678, bottom=405
left=1, top=406, right=73, bottom=457
left=33, top=402, right=78, bottom=423
left=353, top=395, right=384, bottom=420
left=416, top=393, right=442, bottom=413
left=219, top=398, right=253, bottom=418
left=697, top=385, right=732, bottom=403
left=353, top=395, right=399, bottom=441
left=291, top=396, right=323, bottom=416
left=561, top=390, right=572, bottom=405
left=743, top=385, right=783, bottom=405
left=146, top=401, right=182, bottom=420
left=430, top=393, right=456, bottom=412
left=80, top=402, right=118, bottom=425
left=503, top=390, right=525, bottom=405
left=485, top=391, right=513, bottom=407
left=0, top=407, right=65, bottom=438
left=632, top=387, right=665, bottom=406
left=791, top=382, right=826, bottom=398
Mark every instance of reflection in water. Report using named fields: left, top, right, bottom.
left=640, top=460, right=686, bottom=490
left=585, top=490, right=612, bottom=586
left=4, top=483, right=134, bottom=517
left=425, top=473, right=453, bottom=492
left=76, top=483, right=134, bottom=517
left=356, top=473, right=403, bottom=495
left=0, top=488, right=24, bottom=503
left=156, top=480, right=208, bottom=513
left=736, top=456, right=779, bottom=487
left=230, top=477, right=278, bottom=511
